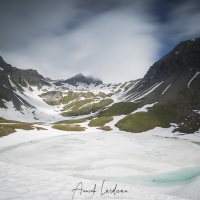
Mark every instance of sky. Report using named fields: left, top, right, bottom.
left=0, top=0, right=200, bottom=83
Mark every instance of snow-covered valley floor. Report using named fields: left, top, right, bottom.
left=0, top=128, right=200, bottom=200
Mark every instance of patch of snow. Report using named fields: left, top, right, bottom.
left=131, top=82, right=164, bottom=102
left=13, top=93, right=24, bottom=104
left=11, top=86, right=67, bottom=122
left=3, top=84, right=8, bottom=88
left=193, top=110, right=200, bottom=114
left=123, top=81, right=136, bottom=91
left=188, top=71, right=200, bottom=88
left=146, top=126, right=200, bottom=143
left=106, top=115, right=126, bottom=131
left=120, top=80, right=141, bottom=100
left=56, top=82, right=114, bottom=95
left=131, top=102, right=158, bottom=114
left=0, top=92, right=66, bottom=122
left=0, top=67, right=3, bottom=70
left=8, top=78, right=17, bottom=89
left=81, top=121, right=102, bottom=133
left=162, top=84, right=171, bottom=95
left=175, top=51, right=178, bottom=54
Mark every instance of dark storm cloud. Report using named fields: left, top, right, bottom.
left=0, top=0, right=151, bottom=50
left=166, top=0, right=200, bottom=40
left=152, top=0, right=200, bottom=57
left=0, top=0, right=200, bottom=82
left=0, top=0, right=75, bottom=50
left=1, top=0, right=200, bottom=49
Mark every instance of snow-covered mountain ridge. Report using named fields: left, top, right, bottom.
left=0, top=37, right=200, bottom=134
left=0, top=55, right=136, bottom=122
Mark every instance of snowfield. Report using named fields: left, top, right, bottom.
left=0, top=127, right=200, bottom=200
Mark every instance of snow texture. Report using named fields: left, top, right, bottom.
left=131, top=81, right=164, bottom=102
left=0, top=81, right=128, bottom=122
left=0, top=86, right=67, bottom=122
left=188, top=71, right=200, bottom=88
left=162, top=84, right=171, bottom=95
left=0, top=129, right=200, bottom=199
left=131, top=102, right=157, bottom=114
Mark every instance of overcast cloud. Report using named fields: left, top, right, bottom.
left=0, top=0, right=200, bottom=83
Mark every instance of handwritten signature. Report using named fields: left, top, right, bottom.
left=72, top=180, right=128, bottom=199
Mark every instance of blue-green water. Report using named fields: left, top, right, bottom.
left=193, top=142, right=200, bottom=146
left=74, top=166, right=200, bottom=186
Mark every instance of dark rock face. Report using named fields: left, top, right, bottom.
left=143, top=38, right=200, bottom=86
left=55, top=73, right=103, bottom=86
left=126, top=38, right=200, bottom=102
left=0, top=56, right=51, bottom=109
left=0, top=56, right=50, bottom=88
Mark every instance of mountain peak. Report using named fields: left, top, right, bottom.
left=143, top=37, right=200, bottom=86
left=54, top=73, right=103, bottom=86
left=74, top=73, right=83, bottom=77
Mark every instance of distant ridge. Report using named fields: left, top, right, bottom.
left=54, top=73, right=103, bottom=86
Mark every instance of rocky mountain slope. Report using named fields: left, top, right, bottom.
left=125, top=38, right=200, bottom=103
left=0, top=37, right=200, bottom=134
left=0, top=56, right=50, bottom=110
left=116, top=38, right=200, bottom=133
